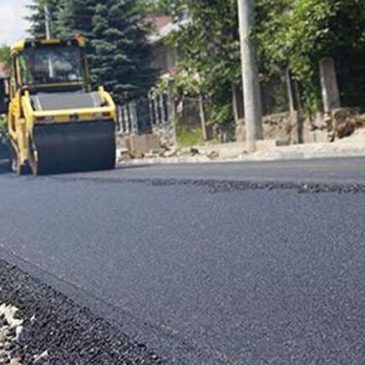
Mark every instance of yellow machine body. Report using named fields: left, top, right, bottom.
left=7, top=37, right=117, bottom=175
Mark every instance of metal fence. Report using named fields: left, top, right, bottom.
left=117, top=92, right=178, bottom=146
left=117, top=70, right=291, bottom=145
left=118, top=93, right=170, bottom=135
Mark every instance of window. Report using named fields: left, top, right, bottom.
left=19, top=46, right=84, bottom=85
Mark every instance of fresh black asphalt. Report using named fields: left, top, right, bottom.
left=1, top=158, right=365, bottom=364
left=0, top=261, right=163, bottom=365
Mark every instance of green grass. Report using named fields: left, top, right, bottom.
left=176, top=125, right=204, bottom=147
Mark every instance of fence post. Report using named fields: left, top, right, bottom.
left=136, top=97, right=152, bottom=134
left=168, top=80, right=178, bottom=147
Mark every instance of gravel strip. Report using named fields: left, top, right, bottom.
left=0, top=261, right=163, bottom=365
left=0, top=304, right=23, bottom=365
left=52, top=175, right=365, bottom=194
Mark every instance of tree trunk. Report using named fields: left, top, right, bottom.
left=285, top=68, right=295, bottom=113
left=168, top=82, right=178, bottom=146
left=232, top=82, right=239, bottom=125
left=232, top=82, right=245, bottom=142
left=293, top=79, right=304, bottom=144
left=199, top=94, right=207, bottom=141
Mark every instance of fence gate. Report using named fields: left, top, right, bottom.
left=118, top=93, right=176, bottom=147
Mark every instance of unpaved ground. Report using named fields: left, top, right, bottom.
left=119, top=127, right=365, bottom=166
left=0, top=304, right=23, bottom=365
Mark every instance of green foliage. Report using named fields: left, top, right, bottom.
left=55, top=0, right=99, bottom=83
left=136, top=0, right=187, bottom=17
left=176, top=124, right=203, bottom=146
left=27, top=0, right=157, bottom=103
left=27, top=0, right=61, bottom=38
left=92, top=0, right=156, bottom=103
left=26, top=0, right=365, bottom=124
left=256, top=0, right=365, bottom=112
left=0, top=116, right=6, bottom=132
left=56, top=0, right=97, bottom=39
left=0, top=45, right=10, bottom=71
left=154, top=70, right=203, bottom=98
left=167, top=0, right=240, bottom=128
left=167, top=0, right=365, bottom=123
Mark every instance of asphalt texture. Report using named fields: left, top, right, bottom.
left=0, top=157, right=365, bottom=364
left=0, top=261, right=162, bottom=365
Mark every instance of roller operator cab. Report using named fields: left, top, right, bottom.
left=5, top=37, right=116, bottom=175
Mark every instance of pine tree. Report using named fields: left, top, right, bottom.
left=56, top=0, right=98, bottom=40
left=26, top=0, right=157, bottom=100
left=0, top=45, right=10, bottom=71
left=26, top=0, right=61, bottom=39
left=136, top=0, right=186, bottom=17
left=55, top=0, right=101, bottom=84
left=92, top=0, right=157, bottom=103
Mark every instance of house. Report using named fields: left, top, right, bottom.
left=145, top=15, right=189, bottom=75
left=118, top=16, right=191, bottom=153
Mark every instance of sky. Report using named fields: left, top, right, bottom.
left=0, top=0, right=31, bottom=45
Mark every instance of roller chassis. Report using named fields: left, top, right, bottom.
left=4, top=37, right=117, bottom=176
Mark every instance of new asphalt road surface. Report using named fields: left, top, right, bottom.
left=1, top=157, right=365, bottom=364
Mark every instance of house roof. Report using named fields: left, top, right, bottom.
left=144, top=15, right=190, bottom=44
left=144, top=16, right=173, bottom=33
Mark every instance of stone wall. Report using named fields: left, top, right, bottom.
left=260, top=108, right=365, bottom=145
left=328, top=108, right=365, bottom=140
left=119, top=108, right=365, bottom=155
left=300, top=108, right=365, bottom=143
left=236, top=112, right=300, bottom=146
left=152, top=121, right=176, bottom=148
left=301, top=112, right=329, bottom=144
left=263, top=112, right=299, bottom=145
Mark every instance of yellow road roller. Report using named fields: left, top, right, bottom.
left=3, top=36, right=116, bottom=175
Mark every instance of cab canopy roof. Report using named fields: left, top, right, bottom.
left=11, top=37, right=86, bottom=54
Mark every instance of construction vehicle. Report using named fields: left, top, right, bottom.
left=0, top=36, right=116, bottom=175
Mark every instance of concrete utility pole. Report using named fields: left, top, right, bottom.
left=319, top=57, right=341, bottom=114
left=237, top=0, right=263, bottom=152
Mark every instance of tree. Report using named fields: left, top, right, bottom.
left=171, top=0, right=365, bottom=131
left=136, top=0, right=186, bottom=17
left=0, top=45, right=10, bottom=70
left=26, top=0, right=156, bottom=101
left=55, top=0, right=100, bottom=82
left=56, top=0, right=98, bottom=39
left=256, top=0, right=365, bottom=112
left=26, top=0, right=61, bottom=38
left=167, top=0, right=240, bottom=135
left=91, top=0, right=157, bottom=103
